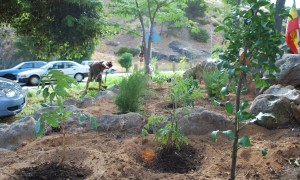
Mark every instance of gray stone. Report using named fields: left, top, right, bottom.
left=96, top=113, right=144, bottom=132
left=263, top=85, right=300, bottom=104
left=94, top=90, right=116, bottom=100
left=183, top=59, right=217, bottom=81
left=250, top=94, right=292, bottom=129
left=175, top=106, right=233, bottom=135
left=105, top=41, right=120, bottom=47
left=76, top=97, right=94, bottom=108
left=152, top=50, right=168, bottom=60
left=0, top=117, right=35, bottom=150
left=274, top=54, right=300, bottom=87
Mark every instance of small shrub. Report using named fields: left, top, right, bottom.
left=35, top=70, right=97, bottom=166
left=152, top=71, right=167, bottom=88
left=202, top=69, right=228, bottom=99
left=142, top=113, right=188, bottom=151
left=198, top=19, right=210, bottom=25
left=168, top=75, right=202, bottom=107
left=115, top=71, right=149, bottom=113
left=115, top=47, right=139, bottom=56
left=118, top=52, right=133, bottom=72
left=190, top=27, right=209, bottom=43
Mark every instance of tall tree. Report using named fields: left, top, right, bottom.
left=110, top=0, right=194, bottom=73
left=0, top=0, right=114, bottom=60
left=274, top=0, right=286, bottom=32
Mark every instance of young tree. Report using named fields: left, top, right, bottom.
left=211, top=0, right=287, bottom=179
left=0, top=0, right=115, bottom=60
left=110, top=0, right=194, bottom=74
left=118, top=52, right=133, bottom=72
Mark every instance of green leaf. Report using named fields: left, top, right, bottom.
left=225, top=101, right=234, bottom=114
left=261, top=148, right=267, bottom=156
left=79, top=113, right=87, bottom=123
left=34, top=119, right=41, bottom=135
left=222, top=130, right=235, bottom=139
left=210, top=130, right=219, bottom=142
left=237, top=111, right=253, bottom=121
left=214, top=25, right=225, bottom=32
left=47, top=116, right=59, bottom=127
left=240, top=101, right=249, bottom=111
left=41, top=103, right=49, bottom=107
left=256, top=112, right=276, bottom=123
left=42, top=87, right=49, bottom=101
left=238, top=135, right=252, bottom=147
left=90, top=116, right=97, bottom=129
left=220, top=86, right=229, bottom=96
left=294, top=159, right=300, bottom=167
left=49, top=92, right=55, bottom=103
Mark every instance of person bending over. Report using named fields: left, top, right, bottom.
left=85, top=61, right=113, bottom=92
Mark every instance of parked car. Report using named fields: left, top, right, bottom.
left=81, top=60, right=117, bottom=74
left=0, top=61, right=47, bottom=80
left=17, top=61, right=89, bottom=85
left=0, top=77, right=26, bottom=117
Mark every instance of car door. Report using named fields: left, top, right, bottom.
left=62, top=62, right=77, bottom=77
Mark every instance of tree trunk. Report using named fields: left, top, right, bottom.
left=275, top=0, right=286, bottom=32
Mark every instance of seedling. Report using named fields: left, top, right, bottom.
left=34, top=70, right=97, bottom=166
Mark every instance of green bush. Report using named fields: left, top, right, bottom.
left=202, top=69, right=228, bottom=98
left=115, top=47, right=139, bottom=57
left=118, top=52, right=133, bottom=72
left=190, top=28, right=209, bottom=43
left=115, top=71, right=149, bottom=113
left=168, top=75, right=202, bottom=107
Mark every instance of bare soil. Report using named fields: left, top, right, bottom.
left=1, top=82, right=300, bottom=180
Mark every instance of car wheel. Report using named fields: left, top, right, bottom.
left=74, top=73, right=84, bottom=82
left=3, top=74, right=15, bottom=80
left=29, top=75, right=40, bottom=86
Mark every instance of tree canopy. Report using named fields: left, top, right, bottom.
left=0, top=0, right=114, bottom=60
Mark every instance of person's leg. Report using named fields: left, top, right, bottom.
left=86, top=76, right=91, bottom=92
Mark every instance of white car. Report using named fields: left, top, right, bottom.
left=81, top=60, right=117, bottom=74
left=18, top=61, right=89, bottom=85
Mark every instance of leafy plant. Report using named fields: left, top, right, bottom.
left=115, top=71, right=149, bottom=113
left=141, top=113, right=188, bottom=151
left=142, top=74, right=202, bottom=151
left=210, top=1, right=287, bottom=179
left=168, top=76, right=203, bottom=107
left=152, top=71, right=167, bottom=88
left=202, top=69, right=228, bottom=98
left=34, top=70, right=97, bottom=166
left=189, top=27, right=209, bottom=43
left=115, top=46, right=139, bottom=57
left=118, top=52, right=133, bottom=72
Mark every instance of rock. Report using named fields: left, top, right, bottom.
left=250, top=94, right=292, bottom=129
left=34, top=106, right=59, bottom=120
left=169, top=55, right=182, bottom=62
left=168, top=40, right=181, bottom=52
left=105, top=41, right=120, bottom=47
left=274, top=54, right=300, bottom=87
left=152, top=50, right=168, bottom=60
left=183, top=59, right=217, bottom=81
left=175, top=106, right=233, bottom=135
left=263, top=85, right=300, bottom=104
left=63, top=98, right=79, bottom=106
left=0, top=117, right=35, bottom=150
left=96, top=113, right=144, bottom=132
left=94, top=90, right=116, bottom=100
left=76, top=97, right=94, bottom=108
left=108, top=85, right=120, bottom=94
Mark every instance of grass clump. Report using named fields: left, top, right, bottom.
left=115, top=71, right=149, bottom=113
left=202, top=69, right=228, bottom=99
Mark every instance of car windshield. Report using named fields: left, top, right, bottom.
left=40, top=63, right=55, bottom=70
left=12, top=63, right=26, bottom=69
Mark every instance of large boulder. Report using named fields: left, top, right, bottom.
left=274, top=54, right=300, bottom=87
left=0, top=117, right=35, bottom=150
left=96, top=113, right=144, bottom=132
left=175, top=106, right=233, bottom=135
left=249, top=85, right=297, bottom=129
left=183, top=59, right=217, bottom=81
